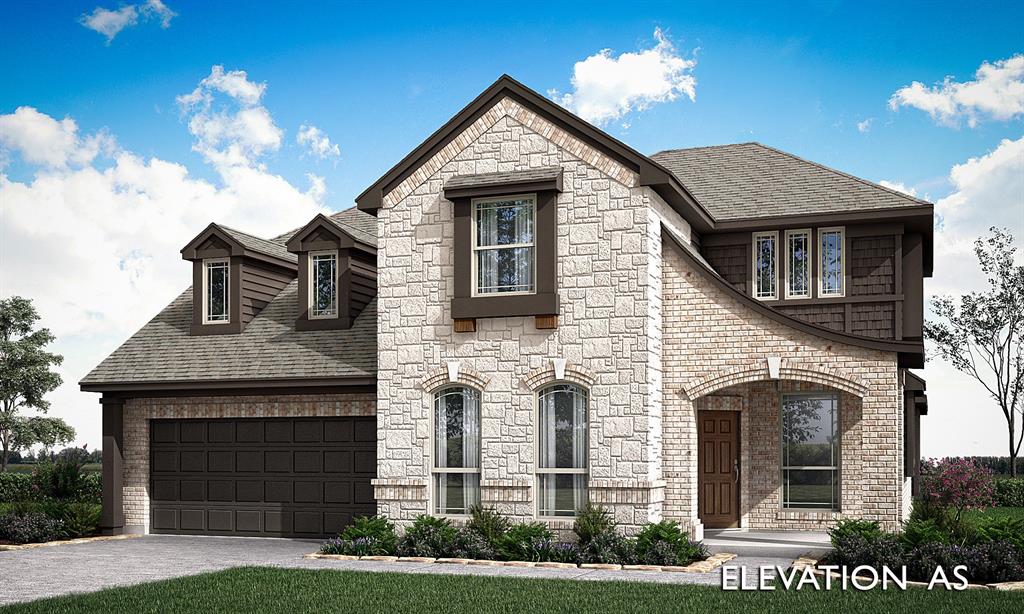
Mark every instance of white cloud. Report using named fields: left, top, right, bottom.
left=296, top=124, right=341, bottom=160
left=857, top=118, right=874, bottom=133
left=177, top=66, right=283, bottom=169
left=889, top=54, right=1024, bottom=127
left=0, top=106, right=115, bottom=168
left=79, top=0, right=176, bottom=43
left=921, top=136, right=1024, bottom=457
left=0, top=71, right=330, bottom=451
left=549, top=28, right=697, bottom=126
left=877, top=180, right=917, bottom=197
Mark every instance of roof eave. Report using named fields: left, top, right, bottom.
left=79, top=375, right=376, bottom=394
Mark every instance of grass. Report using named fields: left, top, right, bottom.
left=1, top=567, right=1021, bottom=614
left=963, top=506, right=1024, bottom=522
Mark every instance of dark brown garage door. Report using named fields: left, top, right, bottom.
left=150, top=417, right=376, bottom=537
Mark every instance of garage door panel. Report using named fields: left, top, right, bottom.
left=180, top=422, right=206, bottom=443
left=150, top=417, right=376, bottom=538
left=264, top=451, right=292, bottom=472
left=207, top=451, right=234, bottom=472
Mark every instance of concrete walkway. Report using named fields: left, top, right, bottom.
left=704, top=529, right=831, bottom=558
left=0, top=535, right=794, bottom=606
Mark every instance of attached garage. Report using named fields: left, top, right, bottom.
left=149, top=416, right=376, bottom=537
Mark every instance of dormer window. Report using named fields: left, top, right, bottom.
left=203, top=259, right=230, bottom=323
left=472, top=195, right=535, bottom=295
left=309, top=251, right=338, bottom=319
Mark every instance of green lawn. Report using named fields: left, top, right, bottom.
left=2, top=567, right=1020, bottom=614
left=963, top=506, right=1024, bottom=522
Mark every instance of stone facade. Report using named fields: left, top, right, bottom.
left=121, top=393, right=375, bottom=532
left=375, top=96, right=681, bottom=531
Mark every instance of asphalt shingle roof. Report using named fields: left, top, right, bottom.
left=220, top=226, right=297, bottom=264
left=650, top=142, right=931, bottom=221
left=82, top=207, right=379, bottom=387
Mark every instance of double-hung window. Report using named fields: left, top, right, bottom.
left=785, top=229, right=811, bottom=299
left=309, top=251, right=338, bottom=319
left=203, top=259, right=229, bottom=324
left=781, top=393, right=839, bottom=510
left=433, top=387, right=480, bottom=515
left=752, top=231, right=778, bottom=300
left=473, top=195, right=535, bottom=295
left=819, top=227, right=845, bottom=297
left=537, top=384, right=588, bottom=517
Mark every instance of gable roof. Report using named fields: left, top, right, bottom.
left=650, top=143, right=932, bottom=222
left=285, top=213, right=377, bottom=253
left=180, top=222, right=297, bottom=266
left=354, top=74, right=715, bottom=232
left=82, top=207, right=379, bottom=391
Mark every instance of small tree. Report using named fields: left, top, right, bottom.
left=925, top=228, right=1024, bottom=477
left=920, top=458, right=995, bottom=529
left=0, top=296, right=65, bottom=471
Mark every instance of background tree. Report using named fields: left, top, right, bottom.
left=0, top=296, right=65, bottom=471
left=925, top=227, right=1024, bottom=477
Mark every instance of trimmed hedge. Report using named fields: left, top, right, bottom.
left=994, top=478, right=1024, bottom=507
left=0, top=470, right=100, bottom=503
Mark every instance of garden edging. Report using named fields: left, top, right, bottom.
left=304, top=551, right=737, bottom=573
left=0, top=533, right=141, bottom=552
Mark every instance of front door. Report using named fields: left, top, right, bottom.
left=697, top=411, right=739, bottom=528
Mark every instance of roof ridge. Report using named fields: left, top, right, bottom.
left=748, top=142, right=933, bottom=206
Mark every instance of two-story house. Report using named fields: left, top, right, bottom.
left=82, top=75, right=931, bottom=539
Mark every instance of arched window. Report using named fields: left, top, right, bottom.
left=537, top=384, right=588, bottom=517
left=433, top=387, right=480, bottom=515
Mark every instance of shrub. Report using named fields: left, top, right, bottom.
left=398, top=515, right=461, bottom=558
left=497, top=522, right=553, bottom=561
left=994, top=478, right=1024, bottom=507
left=828, top=534, right=906, bottom=571
left=0, top=473, right=33, bottom=503
left=533, top=540, right=581, bottom=564
left=79, top=473, right=102, bottom=503
left=971, top=516, right=1024, bottom=550
left=920, top=458, right=996, bottom=527
left=466, top=505, right=509, bottom=546
left=579, top=531, right=636, bottom=565
left=828, top=518, right=884, bottom=547
left=900, top=517, right=949, bottom=549
left=453, top=527, right=498, bottom=560
left=53, top=502, right=102, bottom=538
left=573, top=504, right=616, bottom=546
left=321, top=516, right=397, bottom=556
left=0, top=512, right=65, bottom=544
left=634, top=521, right=708, bottom=566
left=907, top=541, right=1024, bottom=584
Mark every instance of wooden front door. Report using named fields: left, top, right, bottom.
left=697, top=411, right=739, bottom=528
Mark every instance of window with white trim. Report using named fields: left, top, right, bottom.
left=819, top=227, right=845, bottom=297
left=781, top=393, right=840, bottom=510
left=433, top=387, right=480, bottom=515
left=752, top=231, right=778, bottom=300
left=473, top=195, right=535, bottom=295
left=309, top=251, right=338, bottom=319
left=785, top=229, right=811, bottom=299
left=537, top=384, right=588, bottom=517
left=203, top=259, right=229, bottom=324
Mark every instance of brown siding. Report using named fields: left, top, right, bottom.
left=241, top=263, right=294, bottom=325
left=851, top=302, right=895, bottom=339
left=348, top=254, right=377, bottom=320
left=850, top=236, right=895, bottom=296
left=703, top=244, right=747, bottom=294
left=776, top=303, right=845, bottom=332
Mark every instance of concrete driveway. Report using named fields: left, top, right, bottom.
left=0, top=535, right=793, bottom=606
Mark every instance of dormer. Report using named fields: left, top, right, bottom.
left=286, top=214, right=377, bottom=331
left=180, top=223, right=298, bottom=336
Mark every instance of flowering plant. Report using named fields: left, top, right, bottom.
left=920, top=457, right=995, bottom=525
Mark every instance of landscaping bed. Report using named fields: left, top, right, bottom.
left=317, top=504, right=713, bottom=569
left=0, top=455, right=102, bottom=545
left=3, top=566, right=1022, bottom=613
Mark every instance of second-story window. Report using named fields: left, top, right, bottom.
left=753, top=231, right=778, bottom=300
left=473, top=195, right=535, bottom=295
left=819, top=227, right=845, bottom=297
left=203, top=258, right=229, bottom=323
left=309, top=251, right=338, bottom=319
left=786, top=229, right=811, bottom=299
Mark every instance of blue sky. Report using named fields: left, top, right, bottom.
left=1, top=1, right=1023, bottom=457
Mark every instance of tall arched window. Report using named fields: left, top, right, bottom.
left=433, top=387, right=480, bottom=515
left=537, top=384, right=588, bottom=517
